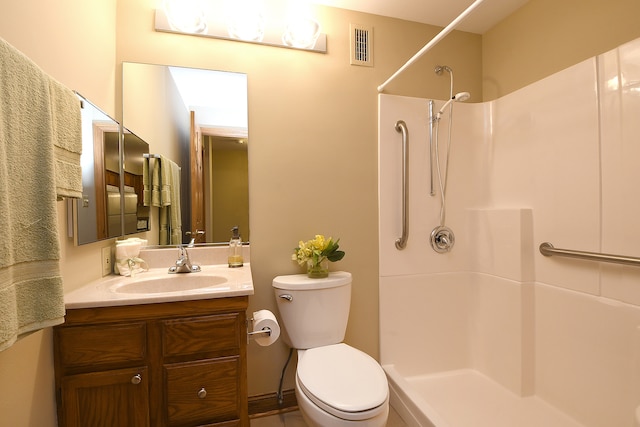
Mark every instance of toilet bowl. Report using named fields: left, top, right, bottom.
left=296, top=344, right=389, bottom=427
left=273, top=272, right=390, bottom=427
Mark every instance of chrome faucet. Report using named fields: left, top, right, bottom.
left=185, top=230, right=205, bottom=248
left=168, top=245, right=201, bottom=273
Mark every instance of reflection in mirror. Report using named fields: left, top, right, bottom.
left=75, top=95, right=149, bottom=245
left=123, top=130, right=151, bottom=235
left=205, top=135, right=249, bottom=243
left=122, top=62, right=249, bottom=245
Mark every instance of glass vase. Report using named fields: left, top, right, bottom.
left=307, top=258, right=329, bottom=278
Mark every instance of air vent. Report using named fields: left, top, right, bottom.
left=350, top=24, right=373, bottom=67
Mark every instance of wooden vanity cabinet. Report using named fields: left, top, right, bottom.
left=54, top=297, right=248, bottom=427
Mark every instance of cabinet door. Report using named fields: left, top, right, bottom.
left=60, top=366, right=150, bottom=427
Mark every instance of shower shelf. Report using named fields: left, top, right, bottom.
left=539, top=242, right=640, bottom=267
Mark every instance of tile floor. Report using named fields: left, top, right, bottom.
left=250, top=406, right=407, bottom=427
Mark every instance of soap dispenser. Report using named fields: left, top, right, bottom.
left=228, top=226, right=243, bottom=268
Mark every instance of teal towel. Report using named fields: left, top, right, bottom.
left=151, top=158, right=162, bottom=207
left=152, top=156, right=182, bottom=245
left=143, top=157, right=151, bottom=206
left=167, top=158, right=182, bottom=245
left=49, top=78, right=82, bottom=200
left=0, top=37, right=65, bottom=352
left=160, top=155, right=173, bottom=207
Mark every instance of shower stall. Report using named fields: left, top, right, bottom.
left=378, top=37, right=640, bottom=427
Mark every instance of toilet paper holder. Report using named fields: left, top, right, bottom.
left=247, top=318, right=272, bottom=340
left=247, top=310, right=280, bottom=346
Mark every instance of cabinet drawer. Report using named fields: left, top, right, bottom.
left=56, top=322, right=146, bottom=368
left=161, top=314, right=240, bottom=357
left=164, top=357, right=240, bottom=427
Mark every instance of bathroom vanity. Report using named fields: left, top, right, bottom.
left=54, top=257, right=253, bottom=427
left=54, top=297, right=248, bottom=427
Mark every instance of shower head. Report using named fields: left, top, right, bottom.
left=454, top=91, right=471, bottom=102
left=436, top=91, right=471, bottom=117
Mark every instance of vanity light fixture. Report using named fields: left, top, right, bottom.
left=155, top=0, right=327, bottom=53
left=225, top=0, right=266, bottom=42
left=282, top=2, right=320, bottom=49
left=163, top=0, right=208, bottom=34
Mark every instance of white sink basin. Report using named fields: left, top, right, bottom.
left=111, top=274, right=229, bottom=294
left=64, top=264, right=254, bottom=309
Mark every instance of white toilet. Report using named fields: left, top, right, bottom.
left=272, top=271, right=389, bottom=427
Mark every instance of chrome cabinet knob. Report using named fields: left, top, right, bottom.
left=131, top=374, right=142, bottom=385
left=197, top=387, right=207, bottom=399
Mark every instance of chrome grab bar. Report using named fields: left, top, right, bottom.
left=539, top=242, right=640, bottom=267
left=395, top=120, right=409, bottom=250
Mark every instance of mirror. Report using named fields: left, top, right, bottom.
left=75, top=95, right=149, bottom=245
left=122, top=62, right=249, bottom=245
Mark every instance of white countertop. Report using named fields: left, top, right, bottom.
left=65, top=263, right=254, bottom=309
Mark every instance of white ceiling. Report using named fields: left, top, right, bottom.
left=310, top=0, right=530, bottom=34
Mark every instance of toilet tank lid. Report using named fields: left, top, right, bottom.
left=272, top=271, right=351, bottom=290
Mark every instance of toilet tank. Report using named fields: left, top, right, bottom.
left=273, top=272, right=351, bottom=349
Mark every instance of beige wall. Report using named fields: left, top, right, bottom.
left=1, top=0, right=639, bottom=424
left=114, top=0, right=483, bottom=395
left=482, top=0, right=640, bottom=100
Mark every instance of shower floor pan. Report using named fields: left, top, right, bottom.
left=384, top=366, right=585, bottom=427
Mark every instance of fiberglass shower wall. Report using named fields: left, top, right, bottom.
left=378, top=36, right=640, bottom=427
left=378, top=93, right=486, bottom=276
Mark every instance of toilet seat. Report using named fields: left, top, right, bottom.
left=297, top=343, right=388, bottom=421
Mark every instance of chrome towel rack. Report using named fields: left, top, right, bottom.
left=395, top=120, right=409, bottom=250
left=539, top=242, right=640, bottom=267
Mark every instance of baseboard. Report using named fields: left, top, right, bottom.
left=248, top=389, right=298, bottom=419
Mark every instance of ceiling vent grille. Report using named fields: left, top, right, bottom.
left=350, top=24, right=373, bottom=67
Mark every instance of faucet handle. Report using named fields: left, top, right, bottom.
left=169, top=245, right=201, bottom=273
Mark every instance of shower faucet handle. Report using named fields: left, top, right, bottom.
left=430, top=225, right=455, bottom=254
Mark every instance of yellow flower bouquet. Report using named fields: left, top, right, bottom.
left=292, top=234, right=345, bottom=278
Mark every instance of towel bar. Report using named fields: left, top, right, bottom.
left=539, top=242, right=640, bottom=267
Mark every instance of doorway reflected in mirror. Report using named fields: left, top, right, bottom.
left=122, top=62, right=249, bottom=245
